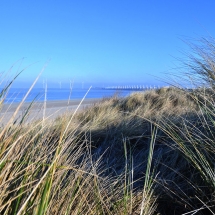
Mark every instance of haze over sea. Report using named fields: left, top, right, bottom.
left=3, top=88, right=137, bottom=103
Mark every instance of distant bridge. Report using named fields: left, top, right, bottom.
left=102, top=85, right=162, bottom=90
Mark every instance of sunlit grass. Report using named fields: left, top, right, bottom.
left=0, top=77, right=158, bottom=214
left=2, top=39, right=215, bottom=214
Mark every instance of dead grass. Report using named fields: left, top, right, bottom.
left=3, top=38, right=215, bottom=214
left=1, top=80, right=214, bottom=215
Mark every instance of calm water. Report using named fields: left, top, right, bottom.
left=3, top=88, right=140, bottom=103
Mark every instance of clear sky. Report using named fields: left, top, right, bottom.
left=1, top=1, right=215, bottom=88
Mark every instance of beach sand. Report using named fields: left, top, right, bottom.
left=0, top=98, right=100, bottom=124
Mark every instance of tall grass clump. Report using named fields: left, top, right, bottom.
left=3, top=38, right=215, bottom=214
left=0, top=70, right=158, bottom=214
left=156, top=38, right=215, bottom=214
left=75, top=38, right=215, bottom=214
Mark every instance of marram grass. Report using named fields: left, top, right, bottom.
left=0, top=83, right=214, bottom=215
left=3, top=39, right=215, bottom=214
left=0, top=80, right=157, bottom=215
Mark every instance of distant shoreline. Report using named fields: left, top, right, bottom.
left=2, top=98, right=101, bottom=111
left=0, top=98, right=101, bottom=124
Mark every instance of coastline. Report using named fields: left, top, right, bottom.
left=0, top=98, right=101, bottom=124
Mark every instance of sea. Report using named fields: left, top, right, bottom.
left=2, top=88, right=141, bottom=103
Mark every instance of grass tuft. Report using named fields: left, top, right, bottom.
left=3, top=39, right=215, bottom=214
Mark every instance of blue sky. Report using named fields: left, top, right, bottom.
left=1, top=1, right=215, bottom=88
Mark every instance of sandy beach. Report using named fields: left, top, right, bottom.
left=0, top=98, right=100, bottom=124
